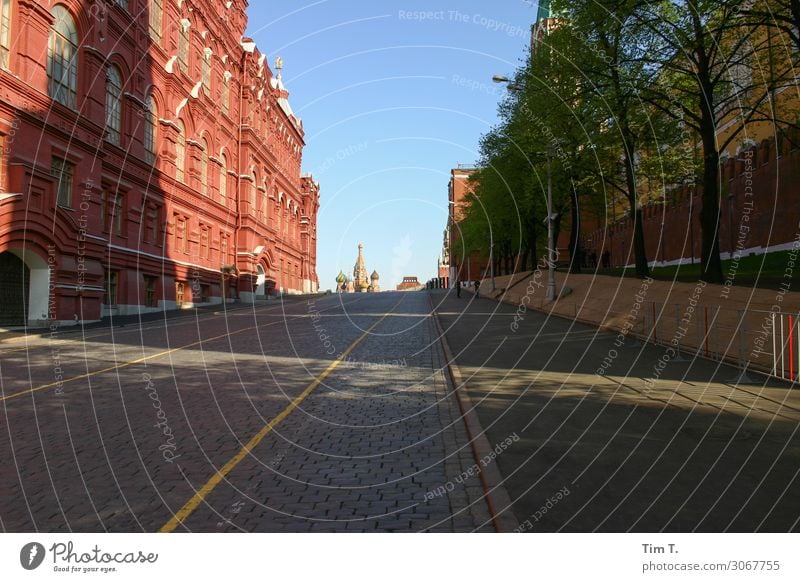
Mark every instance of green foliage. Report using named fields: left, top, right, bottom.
left=462, top=0, right=795, bottom=281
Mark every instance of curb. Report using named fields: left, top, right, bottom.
left=429, top=294, right=519, bottom=533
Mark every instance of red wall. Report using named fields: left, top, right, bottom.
left=582, top=136, right=800, bottom=269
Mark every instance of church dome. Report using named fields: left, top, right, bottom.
left=335, top=271, right=346, bottom=283
left=370, top=270, right=379, bottom=281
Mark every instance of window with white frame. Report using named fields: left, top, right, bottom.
left=149, top=0, right=163, bottom=43
left=0, top=0, right=11, bottom=69
left=177, top=19, right=189, bottom=73
left=105, top=65, right=123, bottom=145
left=48, top=6, right=79, bottom=109
left=175, top=120, right=185, bottom=182
left=144, top=96, right=157, bottom=164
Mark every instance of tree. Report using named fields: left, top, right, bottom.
left=634, top=0, right=791, bottom=282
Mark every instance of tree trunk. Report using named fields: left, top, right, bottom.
left=569, top=186, right=582, bottom=274
left=519, top=247, right=530, bottom=273
left=699, top=139, right=724, bottom=283
left=698, top=94, right=724, bottom=283
left=621, top=140, right=649, bottom=278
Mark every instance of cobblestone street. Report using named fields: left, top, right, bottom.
left=0, top=293, right=492, bottom=532
left=4, top=289, right=799, bottom=534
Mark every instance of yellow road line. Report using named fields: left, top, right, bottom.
left=0, top=326, right=259, bottom=403
left=159, top=298, right=403, bottom=533
left=0, top=302, right=293, bottom=354
left=0, top=298, right=357, bottom=403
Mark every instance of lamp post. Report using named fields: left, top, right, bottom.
left=488, top=228, right=496, bottom=291
left=545, top=153, right=556, bottom=301
left=493, top=74, right=556, bottom=301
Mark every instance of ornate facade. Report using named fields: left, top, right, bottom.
left=336, top=243, right=379, bottom=293
left=0, top=0, right=319, bottom=326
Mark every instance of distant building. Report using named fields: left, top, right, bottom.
left=531, top=0, right=559, bottom=52
left=446, top=166, right=484, bottom=286
left=337, top=244, right=379, bottom=293
left=353, top=243, right=369, bottom=292
left=396, top=276, right=423, bottom=291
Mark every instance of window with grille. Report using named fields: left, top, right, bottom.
left=219, top=154, right=227, bottom=203
left=200, top=138, right=209, bottom=196
left=105, top=270, right=119, bottom=306
left=145, top=205, right=159, bottom=244
left=144, top=275, right=158, bottom=307
left=175, top=216, right=187, bottom=253
left=0, top=0, right=11, bottom=69
left=202, top=49, right=211, bottom=95
left=178, top=20, right=189, bottom=73
left=200, top=226, right=209, bottom=259
left=52, top=157, right=74, bottom=208
left=102, top=191, right=124, bottom=235
left=250, top=171, right=257, bottom=213
left=221, top=234, right=229, bottom=264
left=175, top=120, right=185, bottom=182
left=106, top=65, right=122, bottom=145
left=222, top=75, right=230, bottom=115
left=144, top=96, right=157, bottom=164
left=149, top=0, right=163, bottom=43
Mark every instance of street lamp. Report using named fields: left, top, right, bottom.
left=494, top=73, right=557, bottom=301
left=545, top=154, right=556, bottom=301
left=487, top=227, right=496, bottom=291
left=492, top=75, right=524, bottom=93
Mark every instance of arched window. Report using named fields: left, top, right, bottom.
left=201, top=48, right=211, bottom=95
left=261, top=176, right=268, bottom=220
left=250, top=169, right=257, bottom=213
left=177, top=19, right=189, bottom=73
left=175, top=120, right=185, bottom=182
left=144, top=96, right=157, bottom=164
left=221, top=74, right=230, bottom=115
left=200, top=137, right=209, bottom=196
left=1, top=0, right=12, bottom=69
left=105, top=65, right=122, bottom=145
left=48, top=6, right=78, bottom=109
left=149, top=0, right=163, bottom=43
left=219, top=153, right=227, bottom=203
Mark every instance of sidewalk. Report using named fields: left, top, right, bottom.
left=431, top=288, right=800, bottom=531
left=0, top=293, right=325, bottom=344
left=474, top=271, right=800, bottom=379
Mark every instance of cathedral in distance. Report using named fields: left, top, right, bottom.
left=336, top=244, right=380, bottom=293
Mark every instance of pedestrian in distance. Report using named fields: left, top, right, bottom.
left=456, top=279, right=461, bottom=298
left=474, top=279, right=480, bottom=297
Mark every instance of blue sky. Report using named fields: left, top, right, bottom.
left=246, top=1, right=539, bottom=290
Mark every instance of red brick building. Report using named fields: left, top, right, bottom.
left=0, top=0, right=319, bottom=327
left=446, top=165, right=485, bottom=285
